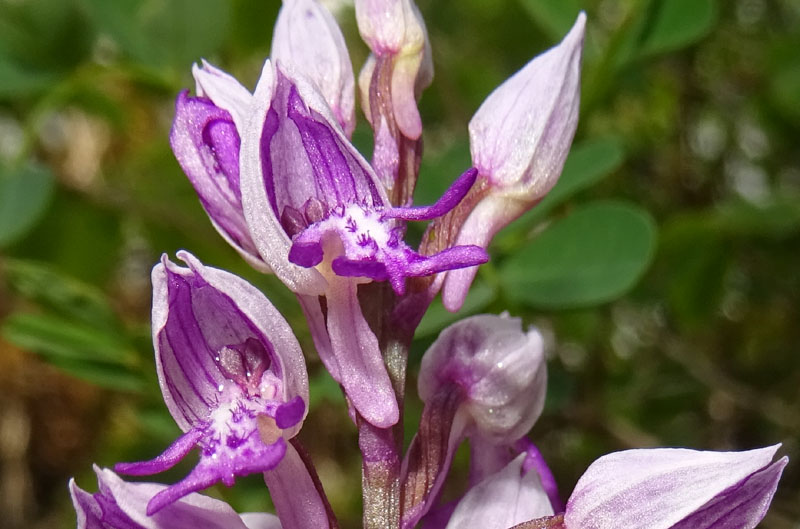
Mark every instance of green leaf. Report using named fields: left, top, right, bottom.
left=2, top=312, right=135, bottom=365
left=496, top=137, right=626, bottom=250
left=0, top=55, right=57, bottom=99
left=500, top=201, right=657, bottom=309
left=416, top=280, right=496, bottom=338
left=0, top=162, right=55, bottom=248
left=638, top=0, right=717, bottom=58
left=4, top=260, right=118, bottom=330
left=517, top=0, right=583, bottom=41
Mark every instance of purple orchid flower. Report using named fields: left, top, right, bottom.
left=114, top=251, right=309, bottom=515
left=438, top=444, right=787, bottom=529
left=239, top=59, right=487, bottom=428
left=437, top=13, right=585, bottom=312
left=70, top=467, right=281, bottom=529
left=402, top=314, right=549, bottom=528
left=171, top=0, right=356, bottom=271
left=564, top=444, right=788, bottom=529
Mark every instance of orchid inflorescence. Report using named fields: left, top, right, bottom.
left=69, top=2, right=787, bottom=528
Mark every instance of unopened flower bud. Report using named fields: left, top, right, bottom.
left=272, top=0, right=356, bottom=137
left=445, top=454, right=553, bottom=529
left=402, top=314, right=547, bottom=528
left=440, top=13, right=585, bottom=312
left=355, top=0, right=432, bottom=140
left=418, top=313, right=546, bottom=444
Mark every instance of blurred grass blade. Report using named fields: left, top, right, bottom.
left=500, top=200, right=657, bottom=309
left=4, top=259, right=119, bottom=330
left=3, top=312, right=135, bottom=364
left=0, top=162, right=55, bottom=248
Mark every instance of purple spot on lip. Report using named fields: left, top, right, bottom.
left=289, top=241, right=324, bottom=267
left=275, top=396, right=306, bottom=429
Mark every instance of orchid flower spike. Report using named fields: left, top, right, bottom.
left=240, top=60, right=487, bottom=427
left=563, top=444, right=788, bottom=529
left=272, top=0, right=355, bottom=137
left=70, top=467, right=281, bottom=529
left=114, top=251, right=309, bottom=515
left=402, top=314, right=548, bottom=528
left=438, top=13, right=585, bottom=312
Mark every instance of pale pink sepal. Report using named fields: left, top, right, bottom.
left=263, top=443, right=331, bottom=529
left=564, top=445, right=784, bottom=529
left=469, top=12, right=584, bottom=193
left=272, top=0, right=356, bottom=137
left=325, top=278, right=399, bottom=428
left=445, top=454, right=553, bottom=529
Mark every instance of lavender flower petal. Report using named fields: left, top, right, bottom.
left=263, top=442, right=336, bottom=529
left=272, top=0, right=355, bottom=137
left=564, top=445, right=785, bottom=529
left=445, top=454, right=553, bottom=529
left=70, top=467, right=278, bottom=529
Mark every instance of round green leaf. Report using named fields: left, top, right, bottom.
left=500, top=200, right=657, bottom=309
left=0, top=162, right=55, bottom=248
left=638, top=0, right=717, bottom=57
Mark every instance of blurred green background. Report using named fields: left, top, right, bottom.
left=0, top=0, right=798, bottom=527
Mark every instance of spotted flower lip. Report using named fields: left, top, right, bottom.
left=114, top=251, right=309, bottom=515
left=70, top=466, right=281, bottom=529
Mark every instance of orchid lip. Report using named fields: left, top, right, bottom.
left=285, top=168, right=488, bottom=295
left=115, top=366, right=305, bottom=515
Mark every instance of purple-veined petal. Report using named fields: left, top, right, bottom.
left=192, top=59, right=252, bottom=133
left=170, top=93, right=268, bottom=272
left=71, top=467, right=276, bottom=529
left=445, top=454, right=554, bottom=529
left=151, top=251, right=308, bottom=430
left=670, top=457, right=788, bottom=529
left=272, top=0, right=355, bottom=137
left=240, top=60, right=336, bottom=295
left=564, top=445, right=784, bottom=529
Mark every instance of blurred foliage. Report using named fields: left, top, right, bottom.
left=0, top=0, right=799, bottom=527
